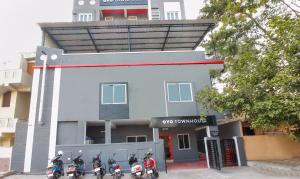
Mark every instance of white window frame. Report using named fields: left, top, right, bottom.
left=78, top=13, right=93, bottom=22
left=101, top=83, right=127, bottom=105
left=167, top=83, right=193, bottom=102
left=105, top=16, right=114, bottom=21
left=126, top=135, right=147, bottom=143
left=166, top=11, right=180, bottom=20
left=177, top=133, right=191, bottom=150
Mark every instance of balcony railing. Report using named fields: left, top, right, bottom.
left=0, top=118, right=17, bottom=134
left=0, top=69, right=32, bottom=87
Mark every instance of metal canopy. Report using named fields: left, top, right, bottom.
left=39, top=20, right=216, bottom=53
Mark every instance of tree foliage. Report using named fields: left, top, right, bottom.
left=196, top=0, right=300, bottom=138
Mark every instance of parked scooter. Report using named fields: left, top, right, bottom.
left=46, top=151, right=64, bottom=179
left=143, top=152, right=159, bottom=179
left=66, top=150, right=85, bottom=179
left=92, top=152, right=106, bottom=179
left=108, top=153, right=123, bottom=179
left=128, top=153, right=143, bottom=179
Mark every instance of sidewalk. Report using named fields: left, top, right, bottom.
left=248, top=159, right=300, bottom=177
left=5, top=167, right=299, bottom=179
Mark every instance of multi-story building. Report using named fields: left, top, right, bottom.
left=11, top=0, right=247, bottom=174
left=72, top=0, right=186, bottom=22
left=0, top=53, right=34, bottom=172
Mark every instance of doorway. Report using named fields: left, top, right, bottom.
left=159, top=134, right=173, bottom=161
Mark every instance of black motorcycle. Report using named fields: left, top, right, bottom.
left=92, top=152, right=106, bottom=179
left=108, top=153, right=123, bottom=179
left=128, top=154, right=143, bottom=179
left=66, top=150, right=85, bottom=179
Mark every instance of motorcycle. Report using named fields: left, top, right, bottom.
left=92, top=152, right=106, bottom=179
left=128, top=153, right=143, bottom=179
left=143, top=152, right=159, bottom=179
left=66, top=150, right=85, bottom=179
left=108, top=152, right=123, bottom=179
left=46, top=151, right=64, bottom=179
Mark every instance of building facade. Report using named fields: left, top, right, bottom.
left=72, top=0, right=186, bottom=22
left=10, top=0, right=245, bottom=174
left=0, top=53, right=34, bottom=172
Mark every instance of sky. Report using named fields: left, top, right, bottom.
left=0, top=0, right=204, bottom=62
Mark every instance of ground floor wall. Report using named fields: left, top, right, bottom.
left=56, top=140, right=165, bottom=172
left=243, top=135, right=300, bottom=160
left=159, top=127, right=199, bottom=162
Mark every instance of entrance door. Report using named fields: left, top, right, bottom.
left=159, top=134, right=173, bottom=160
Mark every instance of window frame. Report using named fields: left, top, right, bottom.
left=167, top=82, right=193, bottom=102
left=128, top=16, right=138, bottom=21
left=177, top=133, right=191, bottom=150
left=105, top=16, right=114, bottom=21
left=126, top=135, right=147, bottom=143
left=78, top=13, right=93, bottom=22
left=101, top=83, right=127, bottom=105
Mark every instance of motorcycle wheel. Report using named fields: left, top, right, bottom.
left=68, top=176, right=75, bottom=179
left=117, top=176, right=122, bottom=179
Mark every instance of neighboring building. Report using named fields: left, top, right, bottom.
left=0, top=53, right=34, bottom=172
left=72, top=0, right=186, bottom=22
left=10, top=0, right=248, bottom=174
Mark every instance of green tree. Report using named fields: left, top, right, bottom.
left=196, top=0, right=300, bottom=139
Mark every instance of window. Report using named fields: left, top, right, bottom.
left=151, top=8, right=161, bottom=20
left=27, top=62, right=34, bottom=75
left=167, top=83, right=193, bottom=102
left=78, top=13, right=93, bottom=22
left=126, top=136, right=147, bottom=143
left=128, top=16, right=138, bottom=21
left=2, top=91, right=11, bottom=107
left=105, top=16, right=114, bottom=21
left=178, top=134, right=190, bottom=150
left=101, top=84, right=127, bottom=104
left=167, top=11, right=179, bottom=20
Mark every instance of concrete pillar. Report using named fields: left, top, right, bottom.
left=105, top=121, right=111, bottom=144
left=153, top=128, right=159, bottom=142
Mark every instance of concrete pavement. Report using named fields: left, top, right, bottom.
left=5, top=167, right=298, bottom=179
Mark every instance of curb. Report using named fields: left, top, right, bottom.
left=0, top=171, right=17, bottom=179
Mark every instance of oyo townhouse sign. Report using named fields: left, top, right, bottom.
left=150, top=116, right=217, bottom=128
left=100, top=0, right=148, bottom=6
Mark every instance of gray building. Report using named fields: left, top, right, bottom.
left=10, top=0, right=246, bottom=174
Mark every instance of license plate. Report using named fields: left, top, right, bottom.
left=47, top=173, right=53, bottom=177
left=136, top=172, right=141, bottom=176
left=147, top=170, right=153, bottom=174
left=68, top=173, right=74, bottom=176
left=95, top=167, right=101, bottom=172
left=115, top=169, right=121, bottom=172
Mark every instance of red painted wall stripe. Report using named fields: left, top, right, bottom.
left=33, top=60, right=224, bottom=69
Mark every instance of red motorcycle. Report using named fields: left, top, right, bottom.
left=143, top=152, right=159, bottom=179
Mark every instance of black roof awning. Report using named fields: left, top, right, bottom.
left=39, top=19, right=216, bottom=53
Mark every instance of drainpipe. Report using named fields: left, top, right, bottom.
left=37, top=51, right=48, bottom=125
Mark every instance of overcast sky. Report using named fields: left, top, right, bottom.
left=0, top=0, right=204, bottom=62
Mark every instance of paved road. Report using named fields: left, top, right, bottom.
left=5, top=167, right=298, bottom=179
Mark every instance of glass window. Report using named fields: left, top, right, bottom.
left=167, top=83, right=193, bottom=102
left=178, top=134, right=190, bottom=150
left=126, top=136, right=147, bottom=143
left=127, top=137, right=136, bottom=143
left=101, top=84, right=127, bottom=104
